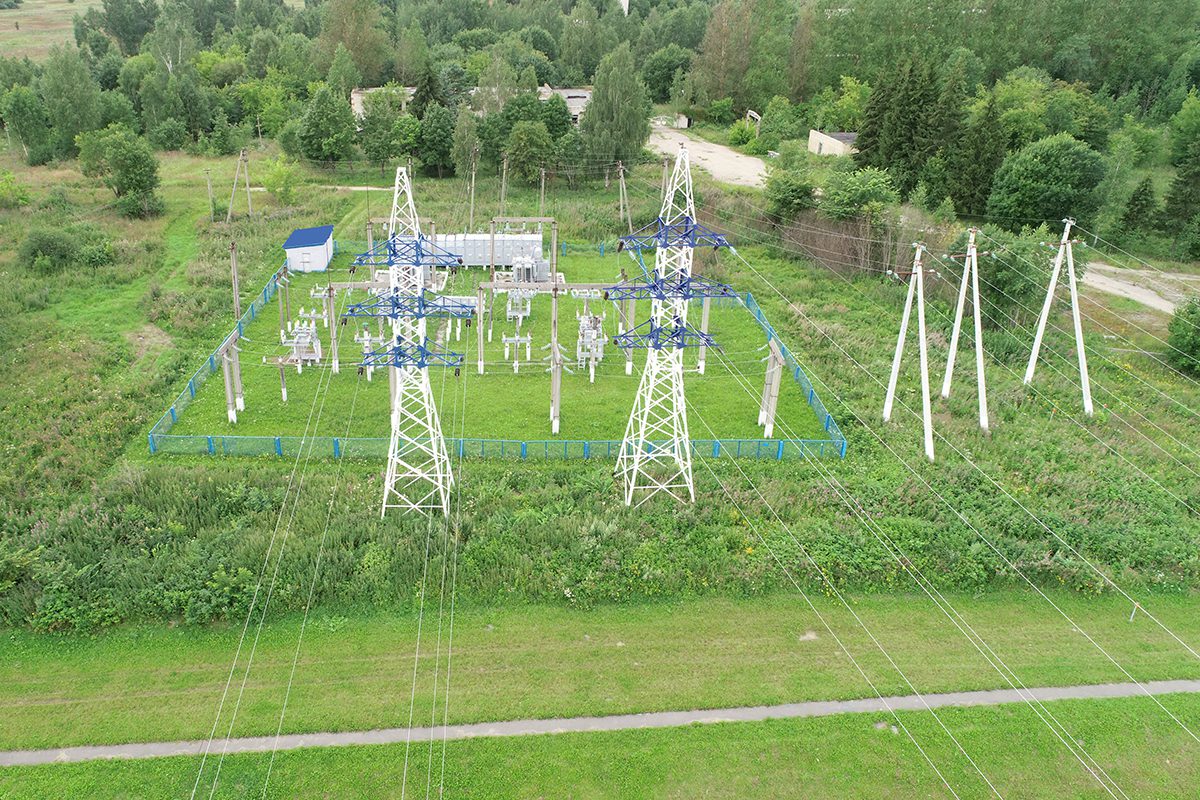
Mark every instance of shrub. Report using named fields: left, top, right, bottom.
left=728, top=118, right=755, bottom=147
left=1167, top=297, right=1200, bottom=374
left=765, top=169, right=816, bottom=220
left=262, top=155, right=300, bottom=206
left=820, top=166, right=899, bottom=221
left=19, top=225, right=114, bottom=274
left=0, top=169, right=30, bottom=208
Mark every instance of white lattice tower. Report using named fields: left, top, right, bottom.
left=381, top=166, right=454, bottom=517
left=615, top=148, right=697, bottom=506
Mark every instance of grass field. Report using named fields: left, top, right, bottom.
left=2, top=592, right=1199, bottom=751
left=2, top=693, right=1198, bottom=798
left=0, top=0, right=104, bottom=59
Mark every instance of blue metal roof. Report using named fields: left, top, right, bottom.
left=282, top=225, right=334, bottom=249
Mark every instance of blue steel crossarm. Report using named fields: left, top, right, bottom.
left=344, top=290, right=475, bottom=320
left=612, top=317, right=718, bottom=351
left=602, top=274, right=737, bottom=303
left=617, top=216, right=733, bottom=253
left=352, top=234, right=464, bottom=269
left=361, top=337, right=464, bottom=369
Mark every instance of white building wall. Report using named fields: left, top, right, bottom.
left=285, top=236, right=333, bottom=272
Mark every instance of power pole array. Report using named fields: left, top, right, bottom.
left=941, top=228, right=990, bottom=431
left=883, top=243, right=935, bottom=461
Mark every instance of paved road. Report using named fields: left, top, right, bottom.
left=648, top=125, right=767, bottom=188
left=3, top=679, right=1198, bottom=767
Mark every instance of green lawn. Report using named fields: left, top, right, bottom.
left=2, top=592, right=1198, bottom=751
left=2, top=693, right=1198, bottom=798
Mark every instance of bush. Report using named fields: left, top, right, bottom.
left=765, top=169, right=816, bottom=220
left=148, top=119, right=189, bottom=151
left=19, top=224, right=114, bottom=274
left=0, top=169, right=30, bottom=208
left=728, top=119, right=755, bottom=147
left=262, top=155, right=300, bottom=205
left=1167, top=298, right=1200, bottom=374
left=820, top=166, right=899, bottom=221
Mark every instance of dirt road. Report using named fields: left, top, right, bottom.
left=1083, top=260, right=1200, bottom=315
left=648, top=125, right=767, bottom=188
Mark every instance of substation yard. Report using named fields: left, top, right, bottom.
left=166, top=251, right=831, bottom=447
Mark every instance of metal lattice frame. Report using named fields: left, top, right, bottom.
left=380, top=167, right=454, bottom=517
left=615, top=148, right=700, bottom=506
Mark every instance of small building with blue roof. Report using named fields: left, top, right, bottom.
left=282, top=225, right=334, bottom=273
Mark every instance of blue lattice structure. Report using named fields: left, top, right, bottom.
left=361, top=337, right=464, bottom=369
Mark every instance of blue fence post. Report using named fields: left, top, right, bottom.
left=776, top=440, right=785, bottom=460
left=274, top=437, right=283, bottom=456
left=148, top=434, right=157, bottom=454
left=600, top=242, right=605, bottom=256
left=712, top=441, right=721, bottom=457
left=839, top=439, right=847, bottom=458
left=561, top=242, right=566, bottom=257
left=583, top=441, right=590, bottom=459
left=333, top=438, right=341, bottom=458
left=824, top=414, right=832, bottom=431
left=188, top=379, right=196, bottom=398
left=169, top=406, right=178, bottom=423
left=208, top=355, right=216, bottom=372
left=207, top=436, right=215, bottom=455
left=458, top=439, right=465, bottom=457
left=520, top=441, right=527, bottom=459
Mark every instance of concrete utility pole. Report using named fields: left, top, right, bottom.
left=278, top=266, right=290, bottom=336
left=539, top=167, right=546, bottom=216
left=226, top=149, right=253, bottom=223
left=883, top=243, right=934, bottom=461
left=696, top=295, right=712, bottom=374
left=499, top=153, right=509, bottom=218
left=617, top=161, right=633, bottom=234
left=758, top=339, right=783, bottom=438
left=941, top=228, right=990, bottom=431
left=228, top=242, right=244, bottom=412
left=468, top=145, right=479, bottom=230
left=1025, top=219, right=1093, bottom=416
left=326, top=285, right=339, bottom=374
left=549, top=286, right=562, bottom=434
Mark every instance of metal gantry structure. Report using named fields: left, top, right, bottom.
left=607, top=147, right=735, bottom=506
left=344, top=167, right=470, bottom=517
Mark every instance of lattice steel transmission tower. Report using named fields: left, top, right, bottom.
left=608, top=148, right=734, bottom=506
left=346, top=168, right=469, bottom=517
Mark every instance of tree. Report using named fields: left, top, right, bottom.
left=580, top=43, right=649, bottom=164
left=40, top=46, right=103, bottom=156
left=1165, top=140, right=1200, bottom=235
left=76, top=124, right=162, bottom=217
left=473, top=57, right=517, bottom=116
left=942, top=97, right=1007, bottom=216
left=541, top=94, right=572, bottom=141
left=262, top=155, right=299, bottom=206
left=317, top=0, right=388, bottom=84
left=986, top=134, right=1105, bottom=231
left=1119, top=176, right=1159, bottom=236
left=359, top=87, right=405, bottom=170
left=560, top=0, right=611, bottom=82
left=554, top=127, right=586, bottom=188
left=478, top=112, right=508, bottom=166
left=642, top=44, right=692, bottom=104
left=299, top=84, right=356, bottom=164
left=1169, top=90, right=1200, bottom=166
left=99, top=0, right=159, bottom=55
left=451, top=104, right=478, bottom=177
left=417, top=103, right=454, bottom=177
left=410, top=62, right=445, bottom=121
left=326, top=44, right=361, bottom=100
left=853, top=56, right=939, bottom=194
left=505, top=120, right=552, bottom=185
left=1167, top=298, right=1200, bottom=374
left=0, top=86, right=53, bottom=164
left=393, top=114, right=421, bottom=161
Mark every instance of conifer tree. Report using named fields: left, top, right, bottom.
left=1165, top=140, right=1200, bottom=234
left=1119, top=176, right=1159, bottom=235
left=945, top=97, right=1006, bottom=216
